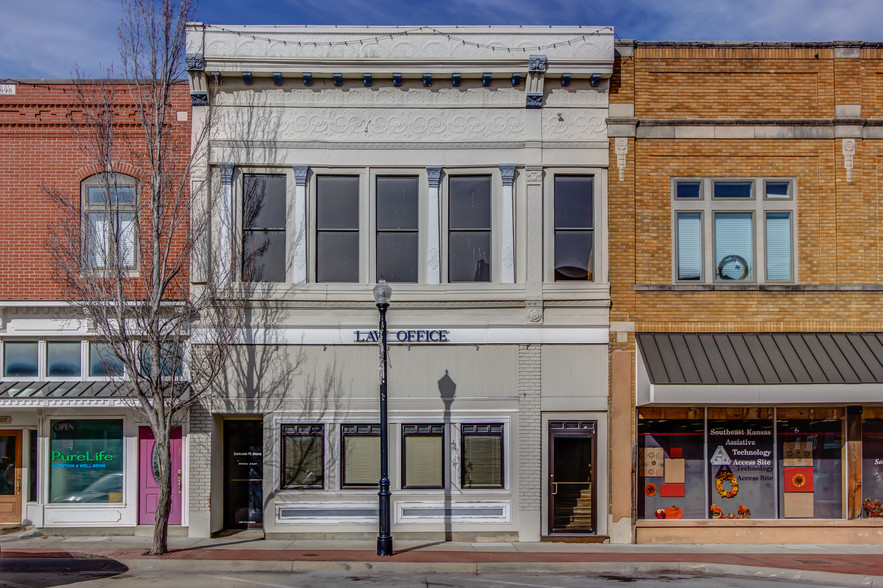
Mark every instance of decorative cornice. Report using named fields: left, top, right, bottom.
left=499, top=164, right=516, bottom=186
left=426, top=166, right=442, bottom=188
left=528, top=54, right=547, bottom=72
left=218, top=163, right=235, bottom=185
left=292, top=165, right=309, bottom=186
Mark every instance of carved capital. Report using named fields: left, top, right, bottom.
left=842, top=138, right=856, bottom=183
left=218, top=163, right=235, bottom=185
left=293, top=165, right=309, bottom=186
left=426, top=166, right=443, bottom=188
left=186, top=53, right=205, bottom=71
left=499, top=164, right=516, bottom=186
left=528, top=54, right=547, bottom=72
left=525, top=92, right=543, bottom=109
left=614, top=137, right=628, bottom=182
left=525, top=166, right=543, bottom=185
left=190, top=92, right=208, bottom=106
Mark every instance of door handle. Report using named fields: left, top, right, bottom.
left=15, top=476, right=21, bottom=495
left=177, top=470, right=182, bottom=493
left=552, top=482, right=558, bottom=496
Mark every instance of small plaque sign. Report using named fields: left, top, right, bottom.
left=0, top=85, right=16, bottom=95
left=0, top=416, right=12, bottom=424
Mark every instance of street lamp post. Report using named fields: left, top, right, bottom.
left=373, top=278, right=393, bottom=557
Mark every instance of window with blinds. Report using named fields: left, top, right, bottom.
left=82, top=174, right=138, bottom=270
left=402, top=424, right=444, bottom=489
left=281, top=424, right=324, bottom=489
left=341, top=424, right=380, bottom=488
left=671, top=178, right=795, bottom=284
left=461, top=424, right=504, bottom=489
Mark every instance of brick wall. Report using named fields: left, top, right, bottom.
left=0, top=81, right=191, bottom=300
left=517, top=344, right=541, bottom=513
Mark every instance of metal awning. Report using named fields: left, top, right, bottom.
left=0, top=381, right=130, bottom=400
left=636, top=333, right=883, bottom=405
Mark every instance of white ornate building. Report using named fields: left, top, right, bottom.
left=186, top=25, right=618, bottom=542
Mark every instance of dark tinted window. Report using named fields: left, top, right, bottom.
left=554, top=176, right=593, bottom=281
left=243, top=175, right=287, bottom=282
left=449, top=176, right=491, bottom=282
left=675, top=181, right=701, bottom=199
left=714, top=181, right=752, bottom=199
left=317, top=176, right=359, bottom=282
left=377, top=177, right=418, bottom=282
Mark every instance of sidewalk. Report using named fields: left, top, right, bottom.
left=3, top=529, right=883, bottom=586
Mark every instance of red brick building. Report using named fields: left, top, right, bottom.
left=0, top=80, right=191, bottom=530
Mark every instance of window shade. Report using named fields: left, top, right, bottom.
left=404, top=435, right=443, bottom=487
left=344, top=435, right=380, bottom=486
left=283, top=435, right=323, bottom=488
left=462, top=435, right=502, bottom=487
left=766, top=212, right=792, bottom=281
left=714, top=213, right=753, bottom=280
left=676, top=212, right=702, bottom=280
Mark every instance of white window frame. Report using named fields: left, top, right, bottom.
left=671, top=177, right=797, bottom=285
left=81, top=174, right=139, bottom=271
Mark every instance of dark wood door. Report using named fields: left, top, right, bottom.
left=549, top=421, right=595, bottom=533
left=0, top=430, right=22, bottom=524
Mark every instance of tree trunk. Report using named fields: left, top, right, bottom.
left=149, top=427, right=172, bottom=555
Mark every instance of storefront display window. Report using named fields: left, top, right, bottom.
left=638, top=408, right=705, bottom=519
left=638, top=408, right=845, bottom=520
left=862, top=415, right=883, bottom=518
left=708, top=408, right=774, bottom=519
left=49, top=419, right=123, bottom=504
left=777, top=408, right=843, bottom=519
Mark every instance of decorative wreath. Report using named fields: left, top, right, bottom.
left=644, top=483, right=657, bottom=497
left=717, top=254, right=749, bottom=280
left=791, top=472, right=807, bottom=488
left=715, top=471, right=739, bottom=498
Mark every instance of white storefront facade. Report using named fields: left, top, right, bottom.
left=186, top=25, right=617, bottom=541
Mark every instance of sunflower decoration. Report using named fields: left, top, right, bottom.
left=737, top=505, right=751, bottom=519
left=644, top=483, right=657, bottom=497
left=709, top=504, right=723, bottom=518
left=791, top=472, right=807, bottom=489
left=715, top=471, right=739, bottom=498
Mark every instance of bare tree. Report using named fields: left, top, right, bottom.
left=44, top=0, right=238, bottom=555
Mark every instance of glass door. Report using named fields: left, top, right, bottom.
left=224, top=420, right=264, bottom=529
left=549, top=421, right=595, bottom=533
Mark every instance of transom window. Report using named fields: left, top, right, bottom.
left=672, top=178, right=796, bottom=284
left=82, top=174, right=138, bottom=269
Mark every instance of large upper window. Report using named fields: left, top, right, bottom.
left=448, top=176, right=491, bottom=282
left=242, top=174, right=286, bottom=282
left=82, top=174, right=138, bottom=270
left=554, top=176, right=594, bottom=281
left=316, top=176, right=359, bottom=282
left=672, top=178, right=796, bottom=284
left=376, top=177, right=418, bottom=282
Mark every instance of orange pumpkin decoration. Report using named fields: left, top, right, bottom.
left=664, top=506, right=683, bottom=519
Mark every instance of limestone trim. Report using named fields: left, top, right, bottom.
left=842, top=138, right=855, bottom=183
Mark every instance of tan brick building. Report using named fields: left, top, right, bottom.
left=607, top=41, right=883, bottom=544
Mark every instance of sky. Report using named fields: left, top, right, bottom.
left=2, top=0, right=883, bottom=79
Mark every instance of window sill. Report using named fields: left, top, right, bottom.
left=637, top=284, right=883, bottom=292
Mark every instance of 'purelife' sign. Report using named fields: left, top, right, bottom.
left=354, top=329, right=451, bottom=343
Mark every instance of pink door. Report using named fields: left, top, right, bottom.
left=139, top=426, right=182, bottom=525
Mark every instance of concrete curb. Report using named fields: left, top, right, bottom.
left=115, top=558, right=883, bottom=585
